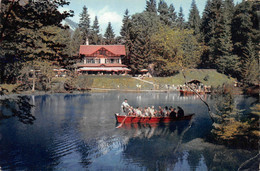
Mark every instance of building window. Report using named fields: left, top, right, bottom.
left=116, top=59, right=120, bottom=63
left=87, top=59, right=95, bottom=63
left=95, top=59, right=100, bottom=64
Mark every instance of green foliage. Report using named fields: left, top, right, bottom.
left=71, top=28, right=83, bottom=56
left=120, top=9, right=131, bottom=42
left=150, top=26, right=203, bottom=76
left=158, top=0, right=170, bottom=25
left=79, top=5, right=90, bottom=44
left=89, top=16, right=101, bottom=45
left=127, top=12, right=161, bottom=73
left=211, top=88, right=259, bottom=147
left=64, top=75, right=93, bottom=91
left=188, top=0, right=201, bottom=35
left=18, top=60, right=56, bottom=91
left=145, top=0, right=157, bottom=13
left=231, top=1, right=260, bottom=83
left=0, top=0, right=72, bottom=84
left=176, top=7, right=185, bottom=29
left=168, top=4, right=177, bottom=27
left=104, top=22, right=115, bottom=44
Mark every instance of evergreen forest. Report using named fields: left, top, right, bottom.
left=0, top=0, right=259, bottom=87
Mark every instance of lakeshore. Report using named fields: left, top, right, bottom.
left=1, top=69, right=241, bottom=95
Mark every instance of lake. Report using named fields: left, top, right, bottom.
left=0, top=92, right=258, bottom=170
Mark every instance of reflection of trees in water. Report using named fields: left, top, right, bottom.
left=121, top=121, right=192, bottom=170
left=121, top=120, right=258, bottom=171
left=183, top=138, right=259, bottom=171
left=0, top=95, right=35, bottom=124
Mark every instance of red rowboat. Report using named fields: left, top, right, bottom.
left=115, top=113, right=195, bottom=124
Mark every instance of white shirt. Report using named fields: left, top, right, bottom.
left=121, top=101, right=130, bottom=109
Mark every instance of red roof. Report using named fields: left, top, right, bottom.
left=77, top=63, right=127, bottom=67
left=79, top=45, right=126, bottom=56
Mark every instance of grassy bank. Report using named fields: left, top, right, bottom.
left=89, top=75, right=154, bottom=90
left=144, top=69, right=235, bottom=88
left=1, top=69, right=236, bottom=93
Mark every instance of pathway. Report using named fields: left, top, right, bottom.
left=132, top=77, right=158, bottom=86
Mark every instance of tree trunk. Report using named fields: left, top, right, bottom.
left=32, top=69, right=35, bottom=92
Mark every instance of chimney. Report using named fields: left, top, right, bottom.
left=86, top=38, right=89, bottom=45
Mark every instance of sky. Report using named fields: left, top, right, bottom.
left=59, top=0, right=242, bottom=36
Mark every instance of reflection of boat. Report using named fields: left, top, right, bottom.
left=115, top=114, right=194, bottom=123
left=179, top=89, right=211, bottom=95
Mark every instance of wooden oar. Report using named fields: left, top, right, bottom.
left=116, top=115, right=128, bottom=128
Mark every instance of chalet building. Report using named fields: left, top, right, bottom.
left=77, top=45, right=130, bottom=75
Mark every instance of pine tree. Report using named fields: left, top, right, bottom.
left=89, top=16, right=101, bottom=45
left=214, top=0, right=240, bottom=75
left=242, top=38, right=259, bottom=84
left=79, top=5, right=90, bottom=45
left=200, top=0, right=223, bottom=68
left=120, top=9, right=131, bottom=40
left=201, top=0, right=212, bottom=44
left=188, top=0, right=201, bottom=35
left=176, top=7, right=185, bottom=29
left=231, top=1, right=259, bottom=82
left=168, top=4, right=177, bottom=27
left=71, top=28, right=83, bottom=56
left=0, top=0, right=72, bottom=83
left=104, top=22, right=115, bottom=44
left=145, top=0, right=157, bottom=13
left=127, top=12, right=161, bottom=74
left=120, top=9, right=131, bottom=65
left=158, top=0, right=169, bottom=25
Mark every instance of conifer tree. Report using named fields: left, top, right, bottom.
left=242, top=37, right=259, bottom=84
left=71, top=28, right=83, bottom=56
left=120, top=9, right=131, bottom=40
left=145, top=0, right=157, bottom=13
left=158, top=0, right=169, bottom=25
left=0, top=0, right=72, bottom=83
left=188, top=0, right=201, bottom=35
left=214, top=0, right=240, bottom=75
left=201, top=0, right=212, bottom=44
left=104, top=22, right=115, bottom=44
left=79, top=5, right=90, bottom=45
left=168, top=4, right=177, bottom=27
left=200, top=0, right=223, bottom=68
left=89, top=16, right=101, bottom=45
left=127, top=12, right=161, bottom=74
left=120, top=9, right=132, bottom=65
left=176, top=7, right=185, bottom=29
left=232, top=1, right=259, bottom=83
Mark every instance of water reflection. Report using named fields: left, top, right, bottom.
left=0, top=93, right=258, bottom=170
left=120, top=121, right=196, bottom=170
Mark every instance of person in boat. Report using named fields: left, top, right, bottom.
left=147, top=107, right=151, bottom=116
left=158, top=106, right=163, bottom=116
left=127, top=106, right=135, bottom=116
left=144, top=107, right=149, bottom=116
left=163, top=106, right=168, bottom=117
left=150, top=106, right=155, bottom=117
left=121, top=99, right=130, bottom=115
left=169, top=108, right=177, bottom=118
left=135, top=107, right=142, bottom=117
left=177, top=106, right=184, bottom=117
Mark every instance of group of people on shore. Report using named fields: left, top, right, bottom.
left=121, top=99, right=184, bottom=118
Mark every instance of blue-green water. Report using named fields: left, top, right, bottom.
left=0, top=92, right=258, bottom=170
